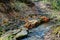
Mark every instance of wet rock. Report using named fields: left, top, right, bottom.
left=24, top=19, right=41, bottom=29
left=13, top=27, right=28, bottom=39
left=14, top=30, right=28, bottom=39
left=0, top=27, right=28, bottom=40
left=40, top=16, right=50, bottom=22
left=24, top=16, right=50, bottom=29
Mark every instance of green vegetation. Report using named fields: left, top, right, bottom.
left=43, top=0, right=60, bottom=11
left=50, top=0, right=60, bottom=10
left=0, top=35, right=13, bottom=40
left=52, top=26, right=60, bottom=34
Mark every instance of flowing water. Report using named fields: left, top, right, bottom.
left=22, top=22, right=54, bottom=40
left=21, top=2, right=54, bottom=40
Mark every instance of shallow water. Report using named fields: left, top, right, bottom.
left=22, top=22, right=54, bottom=40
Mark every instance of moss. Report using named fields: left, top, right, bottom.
left=0, top=35, right=13, bottom=40
left=51, top=26, right=60, bottom=35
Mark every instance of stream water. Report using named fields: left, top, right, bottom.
left=22, top=22, right=54, bottom=40
left=22, top=2, right=53, bottom=40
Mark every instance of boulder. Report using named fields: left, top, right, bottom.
left=0, top=27, right=28, bottom=40
left=24, top=16, right=50, bottom=29
left=24, top=20, right=41, bottom=29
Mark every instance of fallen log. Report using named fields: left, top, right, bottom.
left=24, top=16, right=50, bottom=29
left=24, top=19, right=41, bottom=29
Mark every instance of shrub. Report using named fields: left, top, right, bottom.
left=43, top=0, right=60, bottom=10
left=50, top=0, right=60, bottom=10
